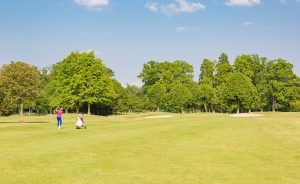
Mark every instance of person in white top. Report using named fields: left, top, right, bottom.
left=76, top=114, right=86, bottom=129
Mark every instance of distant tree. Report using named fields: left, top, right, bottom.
left=214, top=53, right=233, bottom=87
left=0, top=61, right=42, bottom=121
left=124, top=85, right=144, bottom=113
left=219, top=53, right=229, bottom=64
left=139, top=60, right=194, bottom=90
left=146, top=83, right=167, bottom=112
left=31, top=67, right=51, bottom=115
left=199, top=58, right=215, bottom=85
left=199, top=83, right=217, bottom=113
left=138, top=61, right=161, bottom=88
left=198, top=58, right=218, bottom=112
left=111, top=80, right=127, bottom=114
left=219, top=72, right=259, bottom=113
left=234, top=55, right=261, bottom=81
left=0, top=89, right=15, bottom=115
left=291, top=79, right=300, bottom=111
left=185, top=82, right=202, bottom=112
left=266, top=59, right=298, bottom=112
left=165, top=83, right=192, bottom=113
left=47, top=51, right=117, bottom=114
left=171, top=60, right=194, bottom=84
left=139, top=60, right=194, bottom=113
left=233, top=54, right=269, bottom=111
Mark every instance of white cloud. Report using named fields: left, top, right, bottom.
left=145, top=2, right=159, bottom=12
left=175, top=26, right=200, bottom=32
left=279, top=0, right=300, bottom=4
left=243, top=21, right=252, bottom=26
left=225, top=0, right=261, bottom=7
left=146, top=0, right=205, bottom=15
left=75, top=0, right=110, bottom=8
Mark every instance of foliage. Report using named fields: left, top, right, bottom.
left=139, top=60, right=194, bottom=91
left=290, top=101, right=300, bottom=112
left=110, top=80, right=127, bottom=114
left=140, top=60, right=195, bottom=112
left=214, top=53, right=233, bottom=87
left=218, top=72, right=259, bottom=113
left=146, top=83, right=167, bottom=111
left=198, top=83, right=217, bottom=112
left=46, top=51, right=117, bottom=114
left=199, top=58, right=215, bottom=85
left=1, top=52, right=300, bottom=115
left=0, top=61, right=42, bottom=119
left=266, top=59, right=298, bottom=111
left=124, top=85, right=144, bottom=113
left=234, top=55, right=269, bottom=110
left=165, top=83, right=192, bottom=113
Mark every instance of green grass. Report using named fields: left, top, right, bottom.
left=0, top=112, right=299, bottom=184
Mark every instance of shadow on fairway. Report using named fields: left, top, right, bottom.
left=0, top=121, right=52, bottom=124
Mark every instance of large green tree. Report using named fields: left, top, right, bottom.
left=219, top=72, right=259, bottom=113
left=139, top=60, right=194, bottom=112
left=233, top=55, right=269, bottom=111
left=146, top=83, right=167, bottom=112
left=0, top=61, right=42, bottom=121
left=214, top=53, right=233, bottom=87
left=198, top=83, right=217, bottom=113
left=139, top=60, right=194, bottom=90
left=199, top=58, right=215, bottom=85
left=124, top=84, right=144, bottom=113
left=165, top=84, right=192, bottom=113
left=266, top=59, right=298, bottom=112
left=185, top=82, right=202, bottom=113
left=47, top=51, right=117, bottom=114
left=198, top=58, right=218, bottom=112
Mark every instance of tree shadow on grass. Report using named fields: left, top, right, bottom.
left=0, top=121, right=52, bottom=124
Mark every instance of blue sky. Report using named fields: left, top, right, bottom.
left=0, top=0, right=300, bottom=86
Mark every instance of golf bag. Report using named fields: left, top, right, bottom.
left=76, top=114, right=87, bottom=129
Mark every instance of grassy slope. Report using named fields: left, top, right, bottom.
left=0, top=112, right=299, bottom=184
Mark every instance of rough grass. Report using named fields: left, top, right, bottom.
left=0, top=112, right=299, bottom=184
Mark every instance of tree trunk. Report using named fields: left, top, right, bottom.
left=211, top=105, right=215, bottom=113
left=272, top=96, right=276, bottom=112
left=204, top=104, right=208, bottom=113
left=76, top=104, right=79, bottom=114
left=181, top=107, right=184, bottom=113
left=88, top=103, right=91, bottom=115
left=20, top=103, right=24, bottom=123
left=65, top=109, right=68, bottom=114
left=157, top=107, right=160, bottom=112
left=249, top=109, right=251, bottom=113
left=236, top=100, right=240, bottom=114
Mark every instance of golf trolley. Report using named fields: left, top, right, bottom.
left=76, top=114, right=87, bottom=129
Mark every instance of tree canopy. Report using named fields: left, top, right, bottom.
left=0, top=61, right=42, bottom=120
left=46, top=51, right=117, bottom=114
left=0, top=52, right=299, bottom=115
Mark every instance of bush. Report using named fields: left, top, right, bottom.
left=290, top=101, right=300, bottom=112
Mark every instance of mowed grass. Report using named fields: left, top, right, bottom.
left=0, top=112, right=300, bottom=184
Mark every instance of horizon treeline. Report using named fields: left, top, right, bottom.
left=0, top=51, right=300, bottom=117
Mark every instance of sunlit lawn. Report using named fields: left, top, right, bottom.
left=0, top=112, right=299, bottom=184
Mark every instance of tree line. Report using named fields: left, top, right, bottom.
left=0, top=51, right=299, bottom=118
